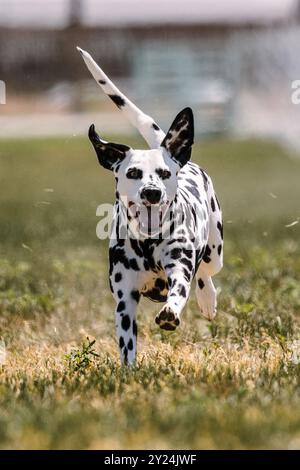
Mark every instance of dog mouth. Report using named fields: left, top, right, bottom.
left=128, top=201, right=168, bottom=236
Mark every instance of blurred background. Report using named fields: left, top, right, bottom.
left=1, top=0, right=300, bottom=147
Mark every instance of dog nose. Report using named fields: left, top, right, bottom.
left=141, top=188, right=162, bottom=204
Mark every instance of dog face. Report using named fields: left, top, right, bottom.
left=89, top=108, right=194, bottom=235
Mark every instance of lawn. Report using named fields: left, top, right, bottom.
left=0, top=135, right=299, bottom=449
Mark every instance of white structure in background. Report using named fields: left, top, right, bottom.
left=0, top=0, right=297, bottom=28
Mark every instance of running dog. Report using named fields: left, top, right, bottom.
left=77, top=47, right=223, bottom=365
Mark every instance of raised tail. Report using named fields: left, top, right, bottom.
left=77, top=47, right=166, bottom=149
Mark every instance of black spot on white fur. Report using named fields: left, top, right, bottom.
left=117, top=301, right=125, bottom=312
left=121, top=315, right=131, bottom=331
left=131, top=290, right=140, bottom=302
left=217, top=221, right=224, bottom=240
left=132, top=320, right=137, bottom=336
left=109, top=94, right=125, bottom=108
left=211, top=197, right=216, bottom=212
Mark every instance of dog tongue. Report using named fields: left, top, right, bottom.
left=139, top=205, right=161, bottom=236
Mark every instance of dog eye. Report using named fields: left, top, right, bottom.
left=126, top=168, right=143, bottom=179
left=156, top=169, right=171, bottom=180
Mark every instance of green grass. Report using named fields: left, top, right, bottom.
left=0, top=135, right=300, bottom=449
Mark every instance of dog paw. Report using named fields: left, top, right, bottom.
left=196, top=279, right=217, bottom=321
left=155, top=305, right=180, bottom=331
left=197, top=294, right=217, bottom=321
left=200, top=303, right=217, bottom=321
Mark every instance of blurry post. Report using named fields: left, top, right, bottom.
left=68, top=0, right=82, bottom=27
left=0, top=80, right=5, bottom=104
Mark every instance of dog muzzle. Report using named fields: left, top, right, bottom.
left=128, top=201, right=170, bottom=238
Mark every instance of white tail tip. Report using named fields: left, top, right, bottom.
left=76, top=46, right=90, bottom=58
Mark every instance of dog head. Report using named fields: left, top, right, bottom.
left=89, top=108, right=194, bottom=236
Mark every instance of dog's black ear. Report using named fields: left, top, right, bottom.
left=88, top=124, right=130, bottom=171
left=161, top=108, right=194, bottom=167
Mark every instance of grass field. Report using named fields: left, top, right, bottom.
left=0, top=135, right=300, bottom=449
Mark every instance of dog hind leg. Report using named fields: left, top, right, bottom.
left=201, top=174, right=223, bottom=277
left=195, top=271, right=217, bottom=321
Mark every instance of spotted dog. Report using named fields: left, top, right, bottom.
left=77, top=47, right=223, bottom=365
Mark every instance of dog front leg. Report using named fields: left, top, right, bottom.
left=155, top=268, right=192, bottom=331
left=111, top=274, right=140, bottom=365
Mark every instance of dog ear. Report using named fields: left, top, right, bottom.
left=88, top=124, right=130, bottom=171
left=161, top=107, right=194, bottom=167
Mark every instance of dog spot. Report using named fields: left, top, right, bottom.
left=169, top=221, right=175, bottom=235
left=117, top=301, right=125, bottom=312
left=117, top=290, right=123, bottom=299
left=115, top=273, right=122, bottom=282
left=99, top=79, right=106, bottom=85
left=129, top=258, right=139, bottom=271
left=186, top=185, right=200, bottom=199
left=121, top=314, right=131, bottom=331
left=131, top=290, right=140, bottom=302
left=119, top=336, right=125, bottom=349
left=182, top=248, right=193, bottom=259
left=203, top=245, right=212, bottom=263
left=218, top=244, right=222, bottom=255
left=180, top=257, right=193, bottom=271
left=109, top=94, right=125, bottom=108
left=109, top=279, right=114, bottom=293
left=123, top=347, right=128, bottom=364
left=115, top=272, right=122, bottom=283
left=217, top=221, right=224, bottom=240
left=132, top=319, right=138, bottom=336
left=183, top=268, right=191, bottom=282
left=130, top=239, right=143, bottom=257
left=152, top=122, right=160, bottom=131
left=201, top=170, right=209, bottom=191
left=211, top=197, right=216, bottom=212
left=165, top=262, right=176, bottom=270
left=127, top=338, right=133, bottom=350
left=171, top=248, right=182, bottom=260
left=198, top=278, right=205, bottom=289
left=178, top=285, right=186, bottom=297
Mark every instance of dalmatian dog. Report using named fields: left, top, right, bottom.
left=77, top=47, right=223, bottom=365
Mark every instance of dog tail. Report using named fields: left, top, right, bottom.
left=77, top=47, right=165, bottom=149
